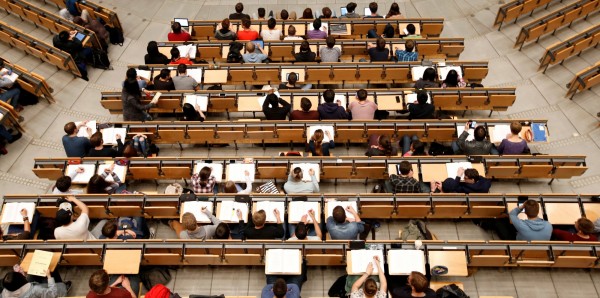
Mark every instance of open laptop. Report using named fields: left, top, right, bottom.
left=252, top=40, right=264, bottom=49
left=340, top=7, right=348, bottom=16
left=174, top=18, right=190, bottom=31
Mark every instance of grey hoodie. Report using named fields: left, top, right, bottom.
left=509, top=207, right=552, bottom=241
left=2, top=278, right=67, bottom=298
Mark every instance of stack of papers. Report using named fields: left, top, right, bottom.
left=218, top=201, right=248, bottom=222
left=1, top=202, right=35, bottom=224
left=67, top=164, right=96, bottom=183
left=326, top=201, right=358, bottom=218
left=265, top=249, right=301, bottom=274
left=184, top=94, right=208, bottom=111
left=446, top=162, right=472, bottom=179
left=288, top=201, right=320, bottom=222
left=194, top=162, right=223, bottom=182
left=254, top=201, right=285, bottom=222
left=307, top=125, right=335, bottom=142
left=75, top=121, right=96, bottom=138
left=226, top=163, right=255, bottom=182
left=349, top=250, right=384, bottom=274
left=290, top=163, right=320, bottom=182
left=181, top=201, right=214, bottom=223
left=387, top=250, right=426, bottom=275
left=101, top=127, right=126, bottom=145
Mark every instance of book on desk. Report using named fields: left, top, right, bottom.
left=387, top=249, right=426, bottom=275
left=347, top=249, right=384, bottom=275
left=254, top=201, right=285, bottom=223
left=1, top=202, right=35, bottom=224
left=265, top=249, right=302, bottom=275
left=181, top=201, right=214, bottom=223
left=288, top=201, right=320, bottom=223
left=101, top=127, right=126, bottom=145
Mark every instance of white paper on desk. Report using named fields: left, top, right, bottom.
left=266, top=249, right=301, bottom=274
left=218, top=201, right=248, bottom=222
left=333, top=94, right=347, bottom=108
left=1, top=69, right=18, bottom=82
left=320, top=22, right=328, bottom=33
left=446, top=162, right=472, bottom=179
left=194, top=162, right=223, bottom=182
left=226, top=163, right=255, bottom=182
left=74, top=121, right=96, bottom=138
left=410, top=66, right=428, bottom=81
left=186, top=69, right=203, bottom=83
left=290, top=163, right=320, bottom=182
left=184, top=94, right=208, bottom=111
left=405, top=93, right=431, bottom=104
left=438, top=66, right=463, bottom=81
left=388, top=250, right=425, bottom=275
left=288, top=201, right=320, bottom=223
left=67, top=164, right=95, bottom=183
left=97, top=163, right=127, bottom=183
left=28, top=250, right=53, bottom=277
left=258, top=91, right=281, bottom=108
left=255, top=201, right=285, bottom=223
left=181, top=201, right=213, bottom=223
left=177, top=44, right=196, bottom=59
left=491, top=124, right=511, bottom=143
left=1, top=202, right=35, bottom=224
left=350, top=250, right=384, bottom=274
left=326, top=201, right=357, bottom=218
left=307, top=125, right=334, bottom=142
left=101, top=127, right=126, bottom=145
left=456, top=126, right=474, bottom=141
left=136, top=69, right=151, bottom=80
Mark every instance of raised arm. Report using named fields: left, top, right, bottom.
left=66, top=195, right=88, bottom=215
left=308, top=209, right=322, bottom=239
left=347, top=205, right=361, bottom=222
left=374, top=256, right=386, bottom=293
left=20, top=209, right=30, bottom=234
left=352, top=262, right=373, bottom=293
left=309, top=168, right=320, bottom=193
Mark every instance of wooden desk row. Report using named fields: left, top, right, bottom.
left=566, top=60, right=600, bottom=99
left=493, top=0, right=561, bottom=29
left=32, top=155, right=586, bottom=184
left=515, top=0, right=600, bottom=50
left=176, top=18, right=444, bottom=40
left=1, top=57, right=55, bottom=103
left=43, top=0, right=123, bottom=32
left=101, top=88, right=516, bottom=117
left=156, top=38, right=465, bottom=63
left=0, top=102, right=24, bottom=133
left=0, top=0, right=102, bottom=50
left=538, top=23, right=600, bottom=73
left=0, top=20, right=81, bottom=77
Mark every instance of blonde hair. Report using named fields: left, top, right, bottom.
left=182, top=212, right=198, bottom=231
left=252, top=210, right=266, bottom=227
left=224, top=181, right=237, bottom=193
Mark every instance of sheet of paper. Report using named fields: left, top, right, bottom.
left=184, top=94, right=208, bottom=111
left=307, top=125, right=334, bottom=142
left=326, top=201, right=358, bottom=218
left=28, top=250, right=54, bottom=277
left=456, top=125, right=474, bottom=141
left=218, top=201, right=248, bottom=222
left=438, top=66, right=463, bottom=80
left=101, top=127, right=126, bottom=145
left=177, top=44, right=196, bottom=59
left=446, top=162, right=472, bottom=179
left=491, top=124, right=511, bottom=143
left=320, top=22, right=329, bottom=33
left=194, top=162, right=223, bottom=182
left=181, top=201, right=214, bottom=223
left=350, top=250, right=384, bottom=274
left=1, top=69, right=18, bottom=82
left=136, top=69, right=151, bottom=80
left=405, top=93, right=431, bottom=104
left=265, top=249, right=301, bottom=274
left=387, top=250, right=426, bottom=275
left=334, top=94, right=347, bottom=108
left=97, top=163, right=127, bottom=183
left=410, top=66, right=428, bottom=81
left=152, top=92, right=162, bottom=103
left=74, top=120, right=96, bottom=138
left=67, top=164, right=96, bottom=183
left=288, top=201, right=320, bottom=223
left=1, top=202, right=35, bottom=224
left=255, top=201, right=285, bottom=223
left=290, top=163, right=320, bottom=182
left=186, top=69, right=203, bottom=83
left=226, top=163, right=255, bottom=182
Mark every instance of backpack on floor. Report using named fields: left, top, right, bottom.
left=400, top=219, right=432, bottom=240
left=327, top=274, right=347, bottom=297
left=91, top=49, right=111, bottom=70
left=436, top=284, right=470, bottom=298
left=140, top=267, right=172, bottom=291
left=105, top=25, right=124, bottom=46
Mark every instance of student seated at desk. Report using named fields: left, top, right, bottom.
left=326, top=205, right=364, bottom=240
left=386, top=3, right=403, bottom=19
left=53, top=167, right=85, bottom=195
left=173, top=64, right=200, bottom=91
left=191, top=166, right=217, bottom=194
left=391, top=271, right=435, bottom=298
left=53, top=30, right=92, bottom=81
left=229, top=2, right=251, bottom=20
left=340, top=2, right=361, bottom=18
left=387, top=161, right=425, bottom=193
left=300, top=8, right=313, bottom=19
left=295, top=41, right=316, bottom=62
left=366, top=134, right=398, bottom=156
left=498, top=121, right=529, bottom=155
left=263, top=93, right=291, bottom=120
left=261, top=278, right=300, bottom=298
left=54, top=196, right=96, bottom=240
left=277, top=9, right=296, bottom=20
left=288, top=209, right=322, bottom=240
left=261, top=18, right=283, bottom=40
left=401, top=136, right=427, bottom=157
left=290, top=97, right=320, bottom=120
left=152, top=69, right=175, bottom=91
left=122, top=75, right=158, bottom=121
left=308, top=19, right=327, bottom=39
left=87, top=270, right=136, bottom=298
left=349, top=89, right=378, bottom=120
left=243, top=210, right=284, bottom=239
left=366, top=38, right=390, bottom=62
left=350, top=256, right=386, bottom=298
left=169, top=209, right=222, bottom=240
left=101, top=217, right=147, bottom=240
left=168, top=47, right=193, bottom=65
left=182, top=103, right=206, bottom=121
left=243, top=42, right=269, bottom=63
left=73, top=16, right=109, bottom=50
left=0, top=208, right=31, bottom=240
left=168, top=22, right=191, bottom=42
left=509, top=199, right=552, bottom=241
left=452, top=122, right=498, bottom=155
left=278, top=72, right=302, bottom=90
left=237, top=17, right=259, bottom=41
left=441, top=69, right=466, bottom=88
left=145, top=41, right=169, bottom=65
left=284, top=167, right=319, bottom=193
left=0, top=64, right=23, bottom=113
left=215, top=18, right=237, bottom=40
left=2, top=270, right=69, bottom=298
left=319, top=37, right=341, bottom=62
left=408, top=91, right=435, bottom=120
left=552, top=217, right=597, bottom=242
left=395, top=40, right=418, bottom=62
left=414, top=68, right=439, bottom=89
left=319, top=89, right=349, bottom=120
left=403, top=24, right=422, bottom=39
left=438, top=168, right=491, bottom=194
left=364, top=2, right=383, bottom=18
left=86, top=132, right=124, bottom=158
left=62, top=121, right=92, bottom=157
left=284, top=26, right=304, bottom=41
left=223, top=170, right=253, bottom=194
left=87, top=165, right=124, bottom=194
left=309, top=129, right=334, bottom=156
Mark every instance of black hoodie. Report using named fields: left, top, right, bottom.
left=318, top=102, right=348, bottom=120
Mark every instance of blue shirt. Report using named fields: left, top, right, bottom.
left=261, top=284, right=300, bottom=298
left=395, top=50, right=418, bottom=62
left=62, top=135, right=92, bottom=157
left=326, top=216, right=365, bottom=240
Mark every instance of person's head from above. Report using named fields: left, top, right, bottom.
left=416, top=90, right=428, bottom=104
left=182, top=103, right=198, bottom=120
left=55, top=201, right=74, bottom=227
left=258, top=7, right=266, bottom=18
left=2, top=271, right=28, bottom=292
left=126, top=67, right=137, bottom=80
left=463, top=168, right=480, bottom=184
left=267, top=18, right=276, bottom=30
left=302, top=8, right=313, bottom=19
left=410, top=139, right=426, bottom=155
left=406, top=23, right=416, bottom=35
left=312, top=18, right=321, bottom=31
left=295, top=222, right=308, bottom=239
left=199, top=166, right=212, bottom=186
left=55, top=175, right=73, bottom=192
left=474, top=125, right=487, bottom=142
left=405, top=39, right=415, bottom=53
left=252, top=209, right=267, bottom=227
left=89, top=131, right=103, bottom=147
left=101, top=220, right=118, bottom=239
left=322, top=7, right=333, bottom=18
left=280, top=9, right=289, bottom=20
left=58, top=30, right=70, bottom=42
left=170, top=47, right=181, bottom=60
left=346, top=2, right=357, bottom=13
left=364, top=277, right=378, bottom=298
left=387, top=2, right=400, bottom=17
left=73, top=16, right=86, bottom=26
left=287, top=72, right=298, bottom=85
left=177, top=63, right=187, bottom=75
left=368, top=2, right=378, bottom=14
left=172, top=22, right=182, bottom=34
left=224, top=181, right=238, bottom=193
left=323, top=89, right=335, bottom=103
left=159, top=68, right=171, bottom=80
left=123, top=144, right=138, bottom=158
left=221, top=18, right=231, bottom=31
left=408, top=271, right=429, bottom=293
left=300, top=97, right=312, bottom=112
left=241, top=17, right=251, bottom=29
left=288, top=25, right=297, bottom=36
left=576, top=217, right=595, bottom=235
left=299, top=40, right=311, bottom=53
left=292, top=166, right=304, bottom=181
left=64, top=122, right=77, bottom=136
left=375, top=37, right=386, bottom=50
left=326, top=36, right=336, bottom=48
left=147, top=41, right=160, bottom=56
left=510, top=121, right=522, bottom=135
left=266, top=93, right=279, bottom=107
left=356, top=89, right=368, bottom=101
left=245, top=41, right=256, bottom=53
left=89, top=269, right=110, bottom=294
left=272, top=278, right=287, bottom=298
left=87, top=174, right=111, bottom=194
left=214, top=222, right=231, bottom=239
left=332, top=205, right=346, bottom=223
left=444, top=69, right=459, bottom=87
left=312, top=129, right=324, bottom=143
left=523, top=199, right=540, bottom=219
left=398, top=160, right=413, bottom=176
left=235, top=2, right=244, bottom=13
left=182, top=212, right=198, bottom=232
left=378, top=135, right=392, bottom=153
left=123, top=77, right=140, bottom=96
left=0, top=60, right=4, bottom=69
left=422, top=67, right=437, bottom=82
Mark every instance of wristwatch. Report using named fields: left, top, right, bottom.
left=22, top=217, right=28, bottom=221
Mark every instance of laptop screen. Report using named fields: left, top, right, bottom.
left=74, top=32, right=86, bottom=42
left=252, top=40, right=264, bottom=49
left=340, top=7, right=347, bottom=16
left=174, top=18, right=189, bottom=27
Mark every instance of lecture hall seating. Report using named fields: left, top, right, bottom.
left=0, top=102, right=24, bottom=133
left=493, top=0, right=562, bottom=30
left=538, top=23, right=600, bottom=72
left=565, top=60, right=600, bottom=98
left=42, top=0, right=123, bottom=32
left=1, top=57, right=55, bottom=103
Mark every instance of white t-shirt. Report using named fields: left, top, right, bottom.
left=54, top=213, right=96, bottom=240
left=284, top=36, right=304, bottom=41
left=261, top=29, right=282, bottom=40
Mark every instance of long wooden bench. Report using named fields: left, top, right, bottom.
left=539, top=23, right=600, bottom=72
left=178, top=18, right=444, bottom=40
left=0, top=20, right=81, bottom=77
left=493, top=0, right=563, bottom=30
left=42, top=0, right=123, bottom=32
left=1, top=57, right=55, bottom=103
left=0, top=102, right=24, bottom=133
left=100, top=88, right=515, bottom=118
left=565, top=60, right=600, bottom=99
left=0, top=0, right=102, bottom=50
left=156, top=38, right=465, bottom=63
left=515, top=0, right=600, bottom=50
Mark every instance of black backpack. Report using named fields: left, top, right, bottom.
left=105, top=25, right=124, bottom=46
left=436, top=284, right=470, bottom=298
left=227, top=41, right=243, bottom=63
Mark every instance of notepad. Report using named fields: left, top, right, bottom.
left=218, top=201, right=248, bottom=222
left=186, top=69, right=203, bottom=83
left=226, top=163, right=255, bottom=182
left=265, top=249, right=301, bottom=274
left=349, top=250, right=384, bottom=274
left=177, top=44, right=196, bottom=59
left=456, top=125, right=474, bottom=141
left=387, top=250, right=426, bottom=275
left=307, top=125, right=334, bottom=142
left=194, top=162, right=223, bottom=182
left=290, top=163, right=320, bottom=182
left=74, top=120, right=96, bottom=138
left=491, top=124, right=511, bottom=143
left=67, top=164, right=96, bottom=183
left=1, top=68, right=18, bottom=82
left=184, top=94, right=208, bottom=111
left=101, top=127, right=126, bottom=145
left=288, top=201, right=320, bottom=223
left=438, top=66, right=463, bottom=80
left=531, top=123, right=547, bottom=142
left=97, top=163, right=127, bottom=183
left=446, top=162, right=472, bottom=179
left=405, top=92, right=431, bottom=104
left=326, top=201, right=358, bottom=218
left=181, top=201, right=214, bottom=223
left=1, top=202, right=35, bottom=224
left=28, top=250, right=54, bottom=277
left=410, top=66, right=428, bottom=81
left=254, top=201, right=285, bottom=223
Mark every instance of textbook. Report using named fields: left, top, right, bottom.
left=97, top=163, right=127, bottom=183
left=27, top=250, right=54, bottom=277
left=307, top=125, right=334, bottom=142
left=1, top=68, right=18, bottom=82
left=288, top=201, right=320, bottom=223
left=186, top=69, right=203, bottom=83
left=531, top=123, right=547, bottom=142
left=226, top=163, right=255, bottom=182
left=101, top=127, right=126, bottom=145
left=290, top=163, right=320, bottom=182
left=326, top=201, right=358, bottom=218
left=67, top=164, right=96, bottom=183
left=387, top=249, right=426, bottom=275
left=446, top=162, right=472, bottom=179
left=177, top=44, right=196, bottom=59
left=348, top=249, right=384, bottom=274
left=180, top=201, right=214, bottom=223
left=193, top=162, right=223, bottom=182
left=265, top=249, right=301, bottom=274
left=184, top=94, right=208, bottom=111
left=254, top=201, right=285, bottom=223
left=218, top=201, right=248, bottom=222
left=1, top=202, right=35, bottom=224
left=74, top=120, right=96, bottom=138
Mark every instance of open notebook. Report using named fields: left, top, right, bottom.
left=217, top=201, right=248, bottom=222
left=490, top=124, right=511, bottom=143
left=265, top=249, right=301, bottom=274
left=446, top=162, right=472, bottom=179
left=254, top=201, right=285, bottom=223
left=101, top=127, right=126, bottom=145
left=326, top=201, right=358, bottom=218
left=387, top=250, right=426, bottom=275
left=226, top=163, right=255, bottom=183
left=348, top=250, right=384, bottom=274
left=1, top=68, right=18, bottom=82
left=290, top=163, right=320, bottom=182
left=1, top=202, right=35, bottom=224
left=288, top=201, right=320, bottom=222
left=177, top=44, right=197, bottom=59
left=184, top=94, right=208, bottom=111
left=180, top=201, right=214, bottom=223
left=74, top=121, right=96, bottom=138
left=67, top=164, right=96, bottom=183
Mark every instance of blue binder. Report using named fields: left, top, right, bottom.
left=531, top=123, right=547, bottom=142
